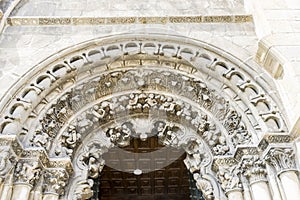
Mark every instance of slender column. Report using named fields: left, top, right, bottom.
left=42, top=194, right=59, bottom=200
left=226, top=190, right=243, bottom=200
left=31, top=176, right=43, bottom=200
left=241, top=156, right=272, bottom=200
left=11, top=160, right=41, bottom=200
left=0, top=178, right=4, bottom=195
left=0, top=170, right=14, bottom=200
left=43, top=169, right=68, bottom=200
left=10, top=184, right=32, bottom=200
left=241, top=176, right=252, bottom=200
left=266, top=148, right=300, bottom=200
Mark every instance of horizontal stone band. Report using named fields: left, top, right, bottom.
left=7, top=15, right=253, bottom=26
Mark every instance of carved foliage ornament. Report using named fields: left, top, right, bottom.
left=266, top=148, right=296, bottom=173
left=53, top=92, right=231, bottom=157
left=216, top=164, right=242, bottom=193
left=14, top=160, right=41, bottom=185
left=30, top=69, right=251, bottom=156
left=43, top=169, right=68, bottom=195
left=241, top=156, right=267, bottom=183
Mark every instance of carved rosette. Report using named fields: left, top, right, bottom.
left=266, top=148, right=297, bottom=174
left=241, top=156, right=268, bottom=184
left=14, top=160, right=41, bottom=186
left=43, top=169, right=68, bottom=195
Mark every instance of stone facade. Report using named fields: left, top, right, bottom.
left=0, top=0, right=300, bottom=200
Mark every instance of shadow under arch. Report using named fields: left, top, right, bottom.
left=67, top=116, right=222, bottom=200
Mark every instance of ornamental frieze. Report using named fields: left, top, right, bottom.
left=50, top=92, right=232, bottom=157
left=0, top=36, right=287, bottom=145
left=25, top=68, right=260, bottom=158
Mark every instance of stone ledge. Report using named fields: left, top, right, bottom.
left=6, top=15, right=253, bottom=26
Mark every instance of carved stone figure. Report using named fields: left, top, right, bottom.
left=194, top=173, right=214, bottom=200
left=74, top=179, right=94, bottom=200
left=156, top=122, right=180, bottom=146
left=88, top=157, right=105, bottom=179
left=0, top=149, right=11, bottom=176
left=106, top=122, right=133, bottom=147
left=79, top=143, right=107, bottom=179
left=30, top=129, right=50, bottom=149
left=60, top=125, right=81, bottom=156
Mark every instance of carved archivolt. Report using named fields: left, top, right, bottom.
left=0, top=34, right=295, bottom=199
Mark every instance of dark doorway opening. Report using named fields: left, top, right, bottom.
left=93, top=136, right=203, bottom=200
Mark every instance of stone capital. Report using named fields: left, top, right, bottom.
left=216, top=164, right=243, bottom=194
left=43, top=168, right=68, bottom=195
left=265, top=147, right=297, bottom=174
left=14, top=159, right=41, bottom=186
left=241, top=156, right=268, bottom=184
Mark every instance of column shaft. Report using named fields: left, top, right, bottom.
left=227, top=190, right=243, bottom=200
left=42, top=194, right=59, bottom=200
left=0, top=174, right=13, bottom=200
left=250, top=181, right=272, bottom=200
left=10, top=184, right=32, bottom=200
left=279, top=171, right=300, bottom=200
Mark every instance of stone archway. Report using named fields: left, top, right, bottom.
left=0, top=33, right=299, bottom=200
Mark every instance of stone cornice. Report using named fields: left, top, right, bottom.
left=6, top=15, right=253, bottom=26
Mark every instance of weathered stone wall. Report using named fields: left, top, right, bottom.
left=0, top=0, right=257, bottom=100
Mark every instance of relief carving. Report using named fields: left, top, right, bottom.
left=155, top=121, right=180, bottom=147
left=43, top=169, right=68, bottom=195
left=74, top=179, right=94, bottom=200
left=0, top=36, right=292, bottom=200
left=0, top=148, right=12, bottom=176
left=79, top=143, right=107, bottom=179
left=60, top=125, right=82, bottom=156
left=241, top=156, right=267, bottom=183
left=106, top=122, right=134, bottom=147
left=194, top=173, right=214, bottom=200
left=14, top=160, right=41, bottom=185
left=266, top=148, right=296, bottom=173
left=217, top=165, right=242, bottom=192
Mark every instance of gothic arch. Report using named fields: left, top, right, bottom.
left=0, top=33, right=299, bottom=200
